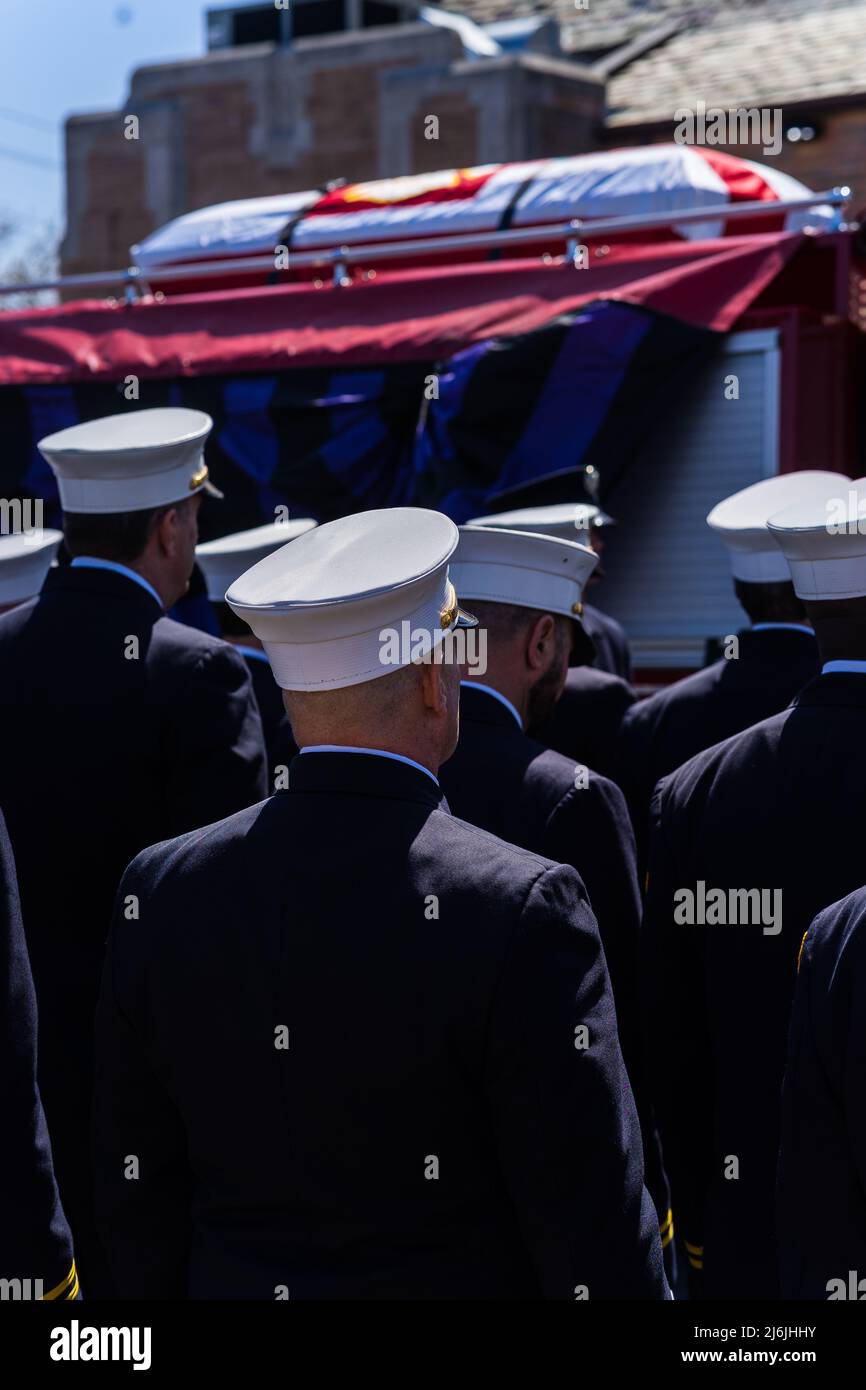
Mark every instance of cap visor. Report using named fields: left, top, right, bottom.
left=453, top=605, right=478, bottom=629
left=202, top=479, right=224, bottom=500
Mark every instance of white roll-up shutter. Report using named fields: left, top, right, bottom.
left=600, top=329, right=781, bottom=669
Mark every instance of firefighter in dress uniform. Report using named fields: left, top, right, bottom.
left=0, top=408, right=267, bottom=1292
left=92, top=506, right=668, bottom=1300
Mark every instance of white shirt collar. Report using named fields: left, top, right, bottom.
left=821, top=660, right=866, bottom=677
left=298, top=745, right=440, bottom=787
left=751, top=623, right=813, bottom=635
left=71, top=556, right=163, bottom=609
left=461, top=680, right=523, bottom=730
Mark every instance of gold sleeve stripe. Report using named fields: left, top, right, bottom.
left=684, top=1240, right=704, bottom=1256
left=661, top=1224, right=675, bottom=1249
left=64, top=1270, right=80, bottom=1300
left=659, top=1207, right=673, bottom=1235
left=797, top=930, right=809, bottom=973
left=42, top=1259, right=77, bottom=1301
left=688, top=1254, right=704, bottom=1270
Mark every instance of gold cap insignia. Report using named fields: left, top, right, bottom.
left=189, top=463, right=209, bottom=491
left=572, top=601, right=584, bottom=616
left=440, top=582, right=458, bottom=630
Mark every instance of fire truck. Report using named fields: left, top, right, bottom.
left=0, top=143, right=862, bottom=675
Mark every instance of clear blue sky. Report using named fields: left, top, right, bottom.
left=0, top=0, right=215, bottom=232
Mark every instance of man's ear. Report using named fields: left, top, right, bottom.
left=418, top=659, right=449, bottom=716
left=525, top=612, right=556, bottom=674
left=151, top=505, right=181, bottom=558
left=153, top=496, right=199, bottom=557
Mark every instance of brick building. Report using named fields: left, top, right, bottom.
left=61, top=0, right=866, bottom=277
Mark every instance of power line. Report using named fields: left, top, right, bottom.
left=0, top=106, right=58, bottom=134
left=0, top=145, right=61, bottom=171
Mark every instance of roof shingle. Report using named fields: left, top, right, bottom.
left=438, top=0, right=866, bottom=118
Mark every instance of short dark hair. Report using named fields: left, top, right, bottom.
left=63, top=504, right=172, bottom=565
left=734, top=578, right=807, bottom=626
left=465, top=598, right=577, bottom=661
left=463, top=599, right=538, bottom=643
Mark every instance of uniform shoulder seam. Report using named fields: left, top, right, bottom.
left=435, top=807, right=556, bottom=874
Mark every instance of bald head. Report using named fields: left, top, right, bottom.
left=283, top=655, right=461, bottom=776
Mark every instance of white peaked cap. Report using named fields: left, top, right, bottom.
left=38, top=407, right=221, bottom=515
left=468, top=501, right=614, bottom=539
left=450, top=524, right=598, bottom=620
left=0, top=530, right=63, bottom=606
left=767, top=478, right=866, bottom=600
left=707, top=471, right=849, bottom=583
left=197, top=519, right=317, bottom=601
left=226, top=507, right=476, bottom=692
